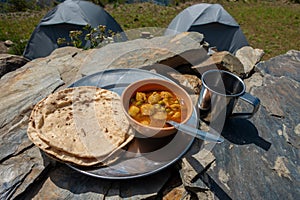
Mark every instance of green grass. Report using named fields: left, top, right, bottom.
left=0, top=11, right=47, bottom=54
left=1, top=1, right=300, bottom=60
left=222, top=1, right=300, bottom=59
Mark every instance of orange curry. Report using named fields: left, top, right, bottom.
left=128, top=90, right=187, bottom=127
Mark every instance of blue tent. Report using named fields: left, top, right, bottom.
left=165, top=3, right=249, bottom=54
left=23, top=0, right=126, bottom=60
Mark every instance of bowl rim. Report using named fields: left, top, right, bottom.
left=121, top=78, right=194, bottom=131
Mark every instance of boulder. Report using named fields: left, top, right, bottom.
left=0, top=42, right=9, bottom=54
left=79, top=31, right=206, bottom=76
left=235, top=46, right=264, bottom=77
left=4, top=40, right=14, bottom=47
left=0, top=54, right=29, bottom=77
left=256, top=49, right=300, bottom=82
left=192, top=51, right=246, bottom=78
left=0, top=32, right=206, bottom=199
left=191, top=47, right=265, bottom=78
left=0, top=31, right=299, bottom=199
left=180, top=50, right=300, bottom=199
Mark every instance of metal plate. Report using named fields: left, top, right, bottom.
left=66, top=68, right=198, bottom=179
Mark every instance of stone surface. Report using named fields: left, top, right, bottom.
left=0, top=32, right=207, bottom=199
left=235, top=46, right=265, bottom=77
left=256, top=50, right=300, bottom=82
left=0, top=54, right=29, bottom=77
left=192, top=51, right=246, bottom=77
left=22, top=162, right=171, bottom=199
left=0, top=147, right=52, bottom=199
left=180, top=50, right=300, bottom=199
left=79, top=31, right=205, bottom=76
left=0, top=54, right=65, bottom=200
left=0, top=32, right=299, bottom=199
left=4, top=40, right=14, bottom=47
left=0, top=42, right=9, bottom=54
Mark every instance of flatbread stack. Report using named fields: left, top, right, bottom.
left=27, top=86, right=134, bottom=167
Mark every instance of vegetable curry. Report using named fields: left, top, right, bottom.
left=128, top=90, right=187, bottom=127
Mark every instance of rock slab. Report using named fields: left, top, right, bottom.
left=0, top=31, right=299, bottom=200
left=0, top=32, right=206, bottom=199
left=0, top=54, right=29, bottom=78
left=180, top=50, right=300, bottom=199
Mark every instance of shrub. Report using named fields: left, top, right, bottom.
left=57, top=24, right=117, bottom=49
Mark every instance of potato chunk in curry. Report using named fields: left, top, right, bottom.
left=148, top=92, right=161, bottom=104
left=136, top=92, right=147, bottom=102
left=128, top=105, right=140, bottom=117
left=160, top=91, right=173, bottom=99
left=128, top=90, right=187, bottom=128
left=140, top=104, right=154, bottom=115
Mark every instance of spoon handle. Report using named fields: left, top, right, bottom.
left=167, top=121, right=224, bottom=143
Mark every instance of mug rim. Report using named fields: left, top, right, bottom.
left=201, top=69, right=245, bottom=97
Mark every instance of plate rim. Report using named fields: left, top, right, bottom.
left=66, top=68, right=198, bottom=179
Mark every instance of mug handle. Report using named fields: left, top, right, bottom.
left=230, top=92, right=260, bottom=119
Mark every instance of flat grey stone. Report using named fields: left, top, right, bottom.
left=79, top=32, right=205, bottom=76
left=0, top=54, right=28, bottom=78
left=1, top=33, right=299, bottom=199
left=179, top=50, right=300, bottom=199
left=256, top=50, right=300, bottom=82
left=235, top=46, right=264, bottom=77
left=21, top=163, right=171, bottom=199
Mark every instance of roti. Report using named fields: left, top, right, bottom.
left=27, top=86, right=134, bottom=166
left=27, top=122, right=133, bottom=166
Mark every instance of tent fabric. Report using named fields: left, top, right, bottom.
left=165, top=3, right=248, bottom=54
left=23, top=0, right=126, bottom=60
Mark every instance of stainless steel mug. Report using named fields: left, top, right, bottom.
left=198, top=70, right=260, bottom=122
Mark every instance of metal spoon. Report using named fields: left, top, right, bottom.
left=166, top=120, right=224, bottom=143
